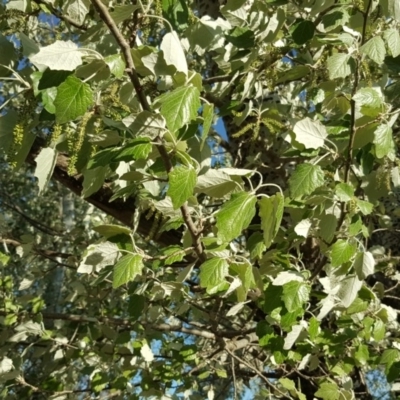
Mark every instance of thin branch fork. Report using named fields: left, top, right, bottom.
left=89, top=0, right=206, bottom=262
left=0, top=191, right=64, bottom=236
left=35, top=0, right=88, bottom=31
left=0, top=237, right=71, bottom=259
left=0, top=310, right=254, bottom=346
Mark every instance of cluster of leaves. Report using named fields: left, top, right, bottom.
left=1, top=0, right=400, bottom=399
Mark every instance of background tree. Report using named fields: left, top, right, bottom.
left=1, top=0, right=400, bottom=399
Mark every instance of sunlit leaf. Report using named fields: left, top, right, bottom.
left=159, top=86, right=200, bottom=132
left=361, top=36, right=386, bottom=64
left=160, top=31, right=188, bottom=74
left=199, top=257, right=229, bottom=292
left=34, top=147, right=57, bottom=194
left=113, top=254, right=144, bottom=288
left=216, top=192, right=257, bottom=243
left=293, top=117, right=327, bottom=149
left=327, top=53, right=352, bottom=79
left=167, top=165, right=197, bottom=209
left=289, top=164, right=325, bottom=199
left=282, top=281, right=310, bottom=312
left=54, top=75, right=93, bottom=123
left=353, top=251, right=375, bottom=280
left=258, top=194, right=284, bottom=248
left=330, top=239, right=357, bottom=267
left=30, top=40, right=83, bottom=70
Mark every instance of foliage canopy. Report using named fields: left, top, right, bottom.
left=1, top=0, right=400, bottom=399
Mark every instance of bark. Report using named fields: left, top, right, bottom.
left=26, top=138, right=182, bottom=246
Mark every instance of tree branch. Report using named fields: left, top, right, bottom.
left=0, top=310, right=257, bottom=346
left=0, top=190, right=64, bottom=236
left=35, top=0, right=88, bottom=31
left=25, top=138, right=182, bottom=246
left=90, top=0, right=206, bottom=262
left=225, top=345, right=292, bottom=399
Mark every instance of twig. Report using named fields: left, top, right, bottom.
left=0, top=237, right=75, bottom=269
left=35, top=0, right=88, bottom=30
left=225, top=345, right=292, bottom=399
left=313, top=0, right=374, bottom=282
left=0, top=193, right=64, bottom=236
left=344, top=0, right=372, bottom=183
left=232, top=355, right=237, bottom=400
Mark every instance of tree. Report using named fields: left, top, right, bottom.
left=1, top=0, right=400, bottom=398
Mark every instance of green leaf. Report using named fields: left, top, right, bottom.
left=230, top=261, right=255, bottom=301
left=319, top=213, right=337, bottom=243
left=195, top=169, right=237, bottom=198
left=216, top=192, right=257, bottom=243
left=374, top=123, right=394, bottom=158
left=19, top=31, right=39, bottom=58
left=279, top=377, right=296, bottom=391
left=291, top=19, right=315, bottom=45
left=335, top=183, right=354, bottom=202
left=0, top=251, right=10, bottom=266
left=282, top=281, right=310, bottom=312
left=353, top=87, right=383, bottom=108
left=330, top=239, right=357, bottom=267
left=283, top=323, right=304, bottom=350
left=373, top=320, right=385, bottom=342
left=353, top=251, right=375, bottom=280
left=113, top=254, right=144, bottom=289
left=0, top=33, right=16, bottom=77
left=247, top=232, right=266, bottom=260
left=82, top=167, right=107, bottom=198
left=105, top=54, right=126, bottom=78
left=355, top=344, right=369, bottom=365
left=327, top=53, right=352, bottom=79
left=159, top=86, right=200, bottom=132
left=110, top=4, right=139, bottom=24
left=226, top=26, right=255, bottom=48
left=128, top=294, right=146, bottom=320
left=293, top=117, right=327, bottom=149
left=258, top=193, right=284, bottom=248
left=93, top=224, right=132, bottom=238
left=41, top=87, right=57, bottom=114
left=289, top=164, right=325, bottom=199
left=162, top=0, right=189, bottom=31
left=387, top=0, right=400, bottom=22
left=54, top=75, right=93, bottom=123
left=167, top=165, right=197, bottom=209
left=199, top=257, right=229, bottom=292
left=361, top=36, right=386, bottom=64
left=380, top=349, right=399, bottom=365
left=34, top=147, right=57, bottom=194
left=309, top=317, right=319, bottom=341
left=200, top=103, right=214, bottom=150
left=65, top=0, right=90, bottom=25
left=356, top=199, right=374, bottom=215
left=315, top=382, right=340, bottom=400
left=76, top=59, right=110, bottom=84
left=30, top=40, right=83, bottom=71
left=38, top=69, right=72, bottom=90
left=87, top=148, right=117, bottom=169
left=160, top=31, right=188, bottom=74
left=276, top=65, right=310, bottom=84
left=321, top=7, right=349, bottom=32
left=113, top=138, right=152, bottom=162
left=125, top=110, right=166, bottom=139
left=78, top=242, right=120, bottom=274
left=337, top=275, right=363, bottom=307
